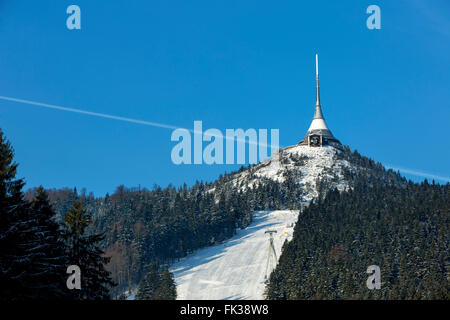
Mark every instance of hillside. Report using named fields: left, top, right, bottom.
left=168, top=145, right=411, bottom=300
left=27, top=144, right=404, bottom=298
left=266, top=177, right=449, bottom=299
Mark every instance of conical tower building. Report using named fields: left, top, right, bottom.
left=299, top=54, right=342, bottom=148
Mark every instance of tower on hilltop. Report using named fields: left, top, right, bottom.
left=299, top=54, right=342, bottom=148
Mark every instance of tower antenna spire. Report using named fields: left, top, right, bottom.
left=316, top=54, right=320, bottom=106
left=298, top=53, right=342, bottom=148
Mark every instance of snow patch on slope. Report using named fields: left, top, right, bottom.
left=170, top=210, right=298, bottom=300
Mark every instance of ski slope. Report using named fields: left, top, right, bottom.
left=170, top=210, right=298, bottom=300
left=170, top=146, right=352, bottom=300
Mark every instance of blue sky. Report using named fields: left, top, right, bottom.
left=0, top=0, right=449, bottom=196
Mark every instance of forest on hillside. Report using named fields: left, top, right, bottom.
left=265, top=177, right=449, bottom=299
left=3, top=124, right=447, bottom=300
left=23, top=145, right=405, bottom=298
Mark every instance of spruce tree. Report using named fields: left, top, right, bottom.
left=0, top=131, right=71, bottom=299
left=62, top=201, right=115, bottom=299
left=155, top=266, right=177, bottom=300
left=27, top=186, right=70, bottom=298
left=135, top=264, right=176, bottom=300
left=0, top=130, right=34, bottom=299
left=135, top=263, right=160, bottom=300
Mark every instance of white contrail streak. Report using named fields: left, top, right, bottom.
left=0, top=95, right=180, bottom=130
left=0, top=95, right=278, bottom=149
left=386, top=165, right=450, bottom=182
left=2, top=95, right=448, bottom=181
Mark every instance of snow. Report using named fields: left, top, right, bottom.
left=170, top=210, right=298, bottom=300
left=123, top=146, right=355, bottom=301
left=231, top=145, right=352, bottom=201
left=169, top=146, right=354, bottom=300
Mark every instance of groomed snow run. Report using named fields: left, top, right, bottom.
left=170, top=210, right=298, bottom=300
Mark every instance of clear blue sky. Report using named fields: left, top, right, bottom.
left=1, top=0, right=449, bottom=196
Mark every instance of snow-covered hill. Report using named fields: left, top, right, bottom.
left=170, top=210, right=298, bottom=300
left=170, top=145, right=355, bottom=300
left=230, top=145, right=353, bottom=201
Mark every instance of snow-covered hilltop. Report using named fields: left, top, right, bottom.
left=230, top=145, right=353, bottom=202
left=170, top=145, right=356, bottom=300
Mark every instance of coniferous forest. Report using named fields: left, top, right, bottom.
left=1, top=127, right=448, bottom=300
left=266, top=178, right=449, bottom=299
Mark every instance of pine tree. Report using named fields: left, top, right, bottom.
left=0, top=130, right=77, bottom=300
left=27, top=186, right=70, bottom=298
left=62, top=201, right=115, bottom=299
left=0, top=130, right=35, bottom=299
left=135, top=264, right=176, bottom=300
left=135, top=263, right=160, bottom=300
left=155, top=266, right=177, bottom=300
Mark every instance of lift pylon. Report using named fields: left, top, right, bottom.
left=264, top=230, right=278, bottom=282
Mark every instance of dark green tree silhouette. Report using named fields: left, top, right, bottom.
left=62, top=201, right=115, bottom=299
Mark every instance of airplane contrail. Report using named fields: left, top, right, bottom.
left=0, top=95, right=180, bottom=130
left=0, top=95, right=278, bottom=149
left=1, top=95, right=448, bottom=182
left=386, top=165, right=450, bottom=183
